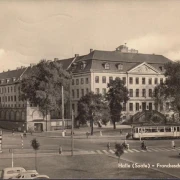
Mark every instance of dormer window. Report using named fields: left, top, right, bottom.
left=117, top=63, right=123, bottom=70
left=6, top=79, right=10, bottom=83
left=13, top=77, right=16, bottom=82
left=1, top=79, right=4, bottom=84
left=71, top=63, right=77, bottom=70
left=104, top=63, right=110, bottom=70
left=80, top=61, right=86, bottom=70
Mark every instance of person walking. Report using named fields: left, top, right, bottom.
left=12, top=129, right=14, bottom=136
left=107, top=142, right=110, bottom=151
left=86, top=132, right=89, bottom=139
left=172, top=140, right=175, bottom=149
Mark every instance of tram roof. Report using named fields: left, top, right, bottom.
left=133, top=125, right=180, bottom=128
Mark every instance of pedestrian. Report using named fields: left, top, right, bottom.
left=107, top=142, right=110, bottom=151
left=120, top=129, right=122, bottom=135
left=12, top=129, right=14, bottom=136
left=59, top=145, right=62, bottom=155
left=172, top=140, right=175, bottom=149
left=86, top=132, right=89, bottom=139
left=23, top=130, right=26, bottom=138
left=20, top=133, right=23, bottom=139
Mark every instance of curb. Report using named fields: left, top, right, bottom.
left=31, top=134, right=124, bottom=139
left=107, top=154, right=180, bottom=179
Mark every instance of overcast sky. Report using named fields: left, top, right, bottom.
left=0, top=0, right=180, bottom=72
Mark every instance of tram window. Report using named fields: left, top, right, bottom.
left=165, top=127, right=171, bottom=132
left=152, top=128, right=158, bottom=132
left=145, top=128, right=151, bottom=133
left=159, top=128, right=164, bottom=132
left=174, top=127, right=176, bottom=131
left=178, top=127, right=180, bottom=132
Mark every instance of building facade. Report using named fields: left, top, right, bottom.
left=68, top=45, right=171, bottom=122
left=0, top=66, right=50, bottom=132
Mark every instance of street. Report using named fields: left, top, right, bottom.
left=1, top=128, right=180, bottom=178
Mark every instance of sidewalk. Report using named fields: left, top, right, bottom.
left=0, top=150, right=95, bottom=158
left=32, top=125, right=131, bottom=138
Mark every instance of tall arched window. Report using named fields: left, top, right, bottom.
left=1, top=111, right=4, bottom=120
left=16, top=111, right=20, bottom=121
left=22, top=112, right=26, bottom=121
left=10, top=111, right=15, bottom=120
left=6, top=111, right=10, bottom=120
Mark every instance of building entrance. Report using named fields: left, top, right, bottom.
left=142, top=102, right=146, bottom=111
left=34, top=123, right=43, bottom=132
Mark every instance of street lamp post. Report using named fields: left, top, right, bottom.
left=71, top=110, right=74, bottom=156
left=62, top=86, right=64, bottom=130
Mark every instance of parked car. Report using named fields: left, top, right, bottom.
left=32, top=175, right=49, bottom=179
left=10, top=171, right=38, bottom=179
left=1, top=167, right=26, bottom=179
left=1, top=167, right=37, bottom=179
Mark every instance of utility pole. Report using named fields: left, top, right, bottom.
left=62, top=85, right=64, bottom=129
left=11, top=149, right=14, bottom=167
left=71, top=110, right=74, bottom=156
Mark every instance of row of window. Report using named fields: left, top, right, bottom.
left=72, top=78, right=89, bottom=85
left=94, top=76, right=164, bottom=85
left=72, top=88, right=154, bottom=99
left=72, top=102, right=170, bottom=113
left=95, top=76, right=124, bottom=84
left=0, top=77, right=17, bottom=84
left=103, top=63, right=123, bottom=70
left=129, top=77, right=163, bottom=85
left=0, top=103, right=26, bottom=108
left=123, top=102, right=153, bottom=111
left=0, top=95, right=22, bottom=103
left=0, top=86, right=20, bottom=94
left=129, top=89, right=153, bottom=97
left=0, top=110, right=25, bottom=120
left=72, top=88, right=89, bottom=99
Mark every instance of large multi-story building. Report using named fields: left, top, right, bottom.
left=0, top=65, right=51, bottom=132
left=0, top=45, right=172, bottom=131
left=67, top=45, right=171, bottom=122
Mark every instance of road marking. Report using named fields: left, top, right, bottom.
left=140, top=150, right=147, bottom=152
left=102, top=150, right=109, bottom=154
left=131, top=149, right=140, bottom=152
left=124, top=150, right=128, bottom=153
left=96, top=150, right=103, bottom=154
left=90, top=151, right=96, bottom=154
left=148, top=148, right=159, bottom=152
left=109, top=150, right=115, bottom=153
left=127, top=149, right=134, bottom=153
left=146, top=149, right=153, bottom=152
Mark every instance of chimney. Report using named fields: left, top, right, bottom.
left=54, top=58, right=58, bottom=61
left=75, top=54, right=79, bottom=57
left=90, top=49, right=93, bottom=53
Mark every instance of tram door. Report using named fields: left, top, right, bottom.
left=172, top=127, right=177, bottom=137
left=142, top=102, right=146, bottom=111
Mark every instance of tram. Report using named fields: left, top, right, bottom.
left=132, top=125, right=180, bottom=139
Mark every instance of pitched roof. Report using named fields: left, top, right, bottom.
left=71, top=50, right=172, bottom=73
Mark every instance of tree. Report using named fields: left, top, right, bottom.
left=21, top=60, right=71, bottom=131
left=31, top=138, right=40, bottom=170
left=153, top=61, right=180, bottom=119
left=115, top=143, right=124, bottom=164
left=77, top=92, right=110, bottom=135
left=106, top=77, right=129, bottom=129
